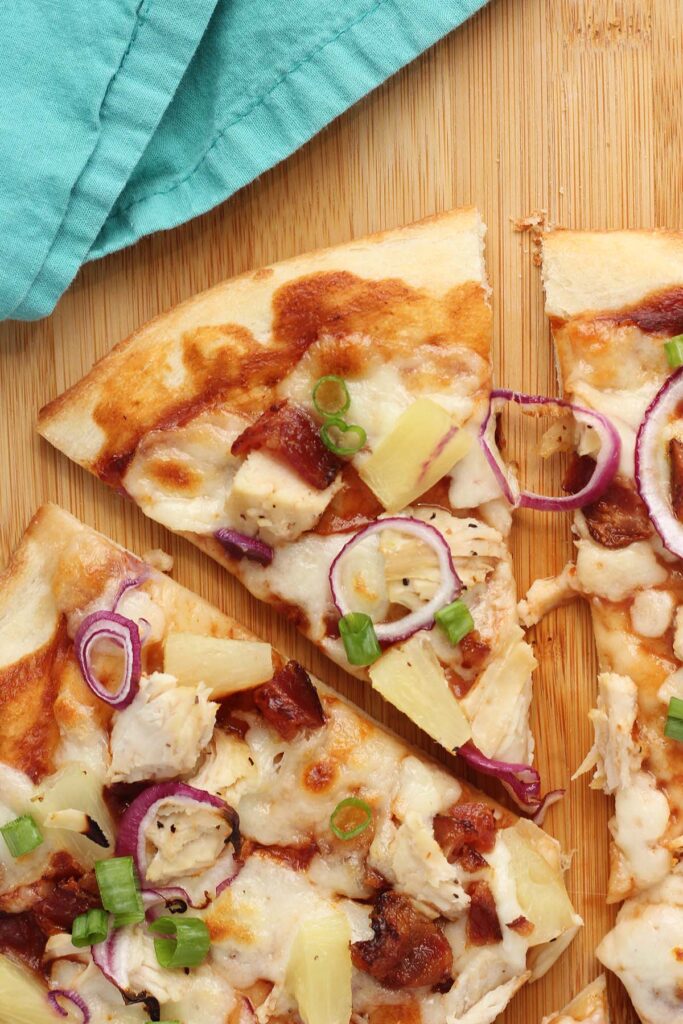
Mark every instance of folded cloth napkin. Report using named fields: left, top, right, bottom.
left=0, top=0, right=487, bottom=322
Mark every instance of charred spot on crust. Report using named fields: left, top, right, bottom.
left=599, top=286, right=683, bottom=336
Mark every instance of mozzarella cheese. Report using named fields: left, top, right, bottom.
left=630, top=589, right=674, bottom=638
left=574, top=539, right=668, bottom=602
left=611, top=774, right=672, bottom=892
left=673, top=606, right=683, bottom=661
left=449, top=430, right=503, bottom=510
left=108, top=672, right=217, bottom=783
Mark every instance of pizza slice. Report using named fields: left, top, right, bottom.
left=0, top=505, right=579, bottom=1024
left=542, top=976, right=610, bottom=1024
left=37, top=210, right=550, bottom=808
left=538, top=230, right=683, bottom=1022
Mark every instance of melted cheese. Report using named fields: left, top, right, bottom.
left=572, top=382, right=658, bottom=478
left=108, top=673, right=216, bottom=783
left=611, top=774, right=672, bottom=892
left=597, top=873, right=683, bottom=1024
left=575, top=539, right=668, bottom=602
left=449, top=430, right=503, bottom=509
left=630, top=589, right=674, bottom=638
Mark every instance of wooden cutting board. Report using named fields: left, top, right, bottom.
left=1, top=0, right=681, bottom=1019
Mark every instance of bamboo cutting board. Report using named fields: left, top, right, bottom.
left=1, top=0, right=682, bottom=1020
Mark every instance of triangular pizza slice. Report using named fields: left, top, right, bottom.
left=0, top=505, right=579, bottom=1024
left=540, top=229, right=683, bottom=1023
left=38, top=210, right=548, bottom=805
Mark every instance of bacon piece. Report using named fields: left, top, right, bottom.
left=433, top=802, right=497, bottom=872
left=0, top=855, right=100, bottom=937
left=0, top=911, right=47, bottom=972
left=351, top=891, right=453, bottom=989
left=253, top=661, right=325, bottom=741
left=231, top=400, right=342, bottom=490
left=506, top=915, right=534, bottom=937
left=564, top=455, right=652, bottom=548
left=670, top=439, right=683, bottom=521
left=458, top=631, right=491, bottom=672
left=466, top=880, right=503, bottom=946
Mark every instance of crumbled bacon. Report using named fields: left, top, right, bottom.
left=563, top=455, right=652, bottom=548
left=231, top=400, right=342, bottom=490
left=670, top=439, right=683, bottom=522
left=433, top=802, right=497, bottom=871
left=351, top=891, right=453, bottom=989
left=506, top=915, right=534, bottom=937
left=0, top=911, right=47, bottom=972
left=466, top=880, right=503, bottom=946
left=253, top=661, right=325, bottom=740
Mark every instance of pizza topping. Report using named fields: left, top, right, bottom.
left=665, top=696, right=683, bottom=742
left=338, top=613, right=381, bottom=667
left=350, top=891, right=453, bottom=989
left=149, top=914, right=211, bottom=968
left=665, top=335, right=683, bottom=368
left=286, top=912, right=352, bottom=1024
left=577, top=473, right=653, bottom=549
left=47, top=988, right=90, bottom=1022
left=252, top=661, right=325, bottom=741
left=432, top=802, right=497, bottom=867
left=115, top=783, right=239, bottom=888
left=329, top=517, right=461, bottom=645
left=319, top=418, right=367, bottom=457
left=480, top=390, right=621, bottom=510
left=635, top=366, right=683, bottom=557
left=71, top=908, right=108, bottom=948
left=0, top=910, right=47, bottom=971
left=0, top=814, right=43, bottom=858
left=74, top=611, right=142, bottom=709
left=231, top=400, right=343, bottom=490
left=435, top=599, right=474, bottom=647
left=466, top=879, right=502, bottom=945
left=629, top=589, right=674, bottom=639
left=163, top=632, right=274, bottom=698
left=108, top=673, right=217, bottom=784
left=329, top=798, right=373, bottom=841
left=95, top=857, right=144, bottom=927
left=215, top=528, right=274, bottom=566
left=456, top=742, right=563, bottom=823
left=312, top=375, right=351, bottom=418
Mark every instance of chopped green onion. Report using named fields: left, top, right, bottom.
left=664, top=336, right=683, bottom=369
left=330, top=797, right=373, bottom=841
left=71, top=908, right=109, bottom=947
left=95, top=856, right=144, bottom=928
left=339, top=612, right=381, bottom=666
left=312, top=375, right=351, bottom=418
left=0, top=815, right=43, bottom=858
left=320, top=418, right=367, bottom=456
left=150, top=916, right=211, bottom=969
left=665, top=696, right=683, bottom=742
left=435, top=599, right=474, bottom=647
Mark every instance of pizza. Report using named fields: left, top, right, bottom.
left=0, top=505, right=580, bottom=1024
left=541, top=976, right=610, bottom=1024
left=535, top=230, right=683, bottom=1023
left=37, top=209, right=550, bottom=812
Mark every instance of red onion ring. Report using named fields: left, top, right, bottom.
left=457, top=741, right=564, bottom=820
left=47, top=990, right=90, bottom=1023
left=111, top=571, right=150, bottom=612
left=115, top=782, right=239, bottom=884
left=74, top=611, right=141, bottom=709
left=92, top=929, right=125, bottom=990
left=635, top=367, right=683, bottom=558
left=329, top=517, right=461, bottom=644
left=215, top=528, right=274, bottom=566
left=480, top=390, right=621, bottom=511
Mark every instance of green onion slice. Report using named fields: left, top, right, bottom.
left=338, top=612, right=381, bottom=666
left=95, top=856, right=144, bottom=928
left=435, top=599, right=474, bottom=647
left=71, top=908, right=109, bottom=948
left=0, top=815, right=43, bottom=858
left=320, top=418, right=367, bottom=456
left=665, top=695, right=683, bottom=742
left=664, top=336, right=683, bottom=369
left=312, top=375, right=351, bottom=418
left=330, top=797, right=373, bottom=841
left=150, top=916, right=211, bottom=969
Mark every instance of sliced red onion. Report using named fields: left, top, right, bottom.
left=111, top=572, right=150, bottom=613
left=92, top=931, right=125, bottom=991
left=457, top=741, right=564, bottom=819
left=47, top=990, right=90, bottom=1023
left=115, top=782, right=239, bottom=884
left=480, top=390, right=621, bottom=511
left=635, top=367, right=683, bottom=558
left=142, top=887, right=189, bottom=922
left=74, top=611, right=141, bottom=709
left=329, top=517, right=461, bottom=644
left=215, top=528, right=273, bottom=566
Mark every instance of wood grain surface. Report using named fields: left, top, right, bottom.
left=2, top=0, right=682, bottom=1019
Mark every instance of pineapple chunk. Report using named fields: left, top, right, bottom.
left=164, top=632, right=273, bottom=697
left=0, top=955, right=58, bottom=1024
left=502, top=820, right=576, bottom=946
left=32, top=763, right=114, bottom=868
left=286, top=912, right=352, bottom=1024
left=369, top=635, right=471, bottom=750
left=358, top=398, right=472, bottom=512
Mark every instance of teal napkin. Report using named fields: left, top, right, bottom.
left=0, top=0, right=487, bottom=322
